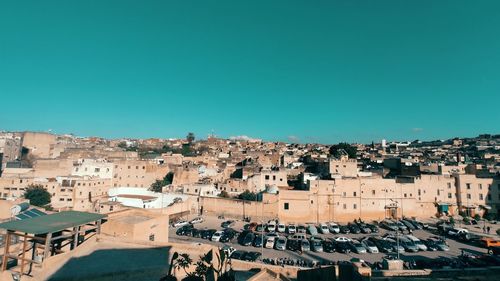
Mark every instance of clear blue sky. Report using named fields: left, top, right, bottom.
left=1, top=1, right=499, bottom=144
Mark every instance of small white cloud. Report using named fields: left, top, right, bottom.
left=412, top=128, right=423, bottom=132
left=287, top=135, right=300, bottom=143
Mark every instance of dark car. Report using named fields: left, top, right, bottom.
left=297, top=225, right=307, bottom=233
left=238, top=231, right=255, bottom=246
left=221, top=220, right=235, bottom=228
left=348, top=223, right=361, bottom=234
left=339, top=225, right=351, bottom=234
left=357, top=223, right=372, bottom=234
left=220, top=229, right=237, bottom=243
left=369, top=237, right=393, bottom=253
left=287, top=239, right=300, bottom=251
left=488, top=246, right=500, bottom=255
left=230, top=250, right=247, bottom=260
left=189, top=228, right=201, bottom=238
left=176, top=225, right=193, bottom=236
left=201, top=229, right=217, bottom=240
left=242, top=251, right=261, bottom=262
left=335, top=241, right=351, bottom=254
left=424, top=239, right=439, bottom=251
left=253, top=234, right=264, bottom=247
left=367, top=224, right=379, bottom=233
left=256, top=224, right=265, bottom=232
left=323, top=240, right=336, bottom=253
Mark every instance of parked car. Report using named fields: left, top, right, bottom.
left=275, top=237, right=287, bottom=251
left=230, top=250, right=247, bottom=260
left=221, top=220, right=235, bottom=228
left=277, top=223, right=286, bottom=233
left=220, top=229, right=237, bottom=242
left=323, top=240, right=336, bottom=253
left=201, top=229, right=217, bottom=240
left=339, top=225, right=351, bottom=234
left=358, top=223, right=372, bottom=234
left=297, top=225, right=307, bottom=233
left=242, top=251, right=261, bottom=262
left=300, top=239, right=311, bottom=252
left=287, top=239, right=300, bottom=251
left=211, top=230, right=224, bottom=242
left=307, top=224, right=318, bottom=236
left=335, top=236, right=351, bottom=243
left=488, top=246, right=500, bottom=255
left=176, top=225, right=192, bottom=236
left=349, top=240, right=367, bottom=254
left=189, top=217, right=204, bottom=224
left=335, top=241, right=351, bottom=253
left=401, top=219, right=416, bottom=230
left=328, top=222, right=340, bottom=234
left=367, top=223, right=379, bottom=233
left=253, top=234, right=264, bottom=247
left=380, top=220, right=399, bottom=231
left=348, top=223, right=361, bottom=234
left=290, top=233, right=307, bottom=240
left=267, top=220, right=277, bottom=232
left=385, top=238, right=405, bottom=253
left=479, top=238, right=500, bottom=249
left=287, top=224, right=297, bottom=234
left=310, top=237, right=323, bottom=252
left=426, top=237, right=449, bottom=251
left=370, top=237, right=393, bottom=253
left=424, top=239, right=440, bottom=251
left=406, top=235, right=427, bottom=251
left=189, top=228, right=202, bottom=238
left=256, top=224, right=265, bottom=232
left=399, top=237, right=419, bottom=252
left=447, top=228, right=468, bottom=237
left=244, top=222, right=258, bottom=231
left=238, top=231, right=255, bottom=246
left=319, top=223, right=330, bottom=234
left=173, top=220, right=190, bottom=228
left=361, top=238, right=379, bottom=253
left=395, top=221, right=407, bottom=231
left=265, top=236, right=277, bottom=249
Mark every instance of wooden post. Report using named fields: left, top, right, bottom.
left=2, top=231, right=11, bottom=271
left=43, top=232, right=52, bottom=262
left=20, top=233, right=28, bottom=275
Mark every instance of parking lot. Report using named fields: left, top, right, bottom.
left=169, top=215, right=492, bottom=266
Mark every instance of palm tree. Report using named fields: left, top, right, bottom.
left=176, top=253, right=193, bottom=276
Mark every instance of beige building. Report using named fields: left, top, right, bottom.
left=112, top=160, right=170, bottom=188
left=329, top=157, right=358, bottom=178
left=101, top=209, right=169, bottom=243
left=22, top=132, right=57, bottom=158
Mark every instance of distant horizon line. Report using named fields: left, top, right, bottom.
left=1, top=129, right=498, bottom=146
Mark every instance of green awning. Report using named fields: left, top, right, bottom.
left=0, top=211, right=106, bottom=235
left=438, top=204, right=449, bottom=212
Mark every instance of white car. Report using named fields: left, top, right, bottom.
left=319, top=223, right=330, bottom=234
left=361, top=239, right=379, bottom=253
left=277, top=223, right=286, bottom=233
left=265, top=236, right=276, bottom=249
left=173, top=220, right=189, bottom=227
left=335, top=236, right=351, bottom=243
left=267, top=221, right=277, bottom=232
left=189, top=217, right=204, bottom=224
left=287, top=224, right=296, bottom=234
left=328, top=222, right=340, bottom=234
left=211, top=231, right=224, bottom=242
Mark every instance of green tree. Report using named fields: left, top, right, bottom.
left=218, top=191, right=230, bottom=198
left=187, top=132, right=195, bottom=144
left=237, top=190, right=257, bottom=201
left=24, top=184, right=51, bottom=207
left=150, top=172, right=175, bottom=192
left=176, top=253, right=193, bottom=276
left=329, top=142, right=357, bottom=159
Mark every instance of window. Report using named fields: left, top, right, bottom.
left=466, top=183, right=471, bottom=189
left=418, top=189, right=421, bottom=196
left=149, top=234, right=155, bottom=241
left=353, top=204, right=357, bottom=209
left=353, top=192, right=357, bottom=197
left=448, top=193, right=452, bottom=199
left=437, top=190, right=440, bottom=196
left=284, top=203, right=289, bottom=210
left=479, top=194, right=483, bottom=200
left=265, top=175, right=270, bottom=180
left=343, top=204, right=347, bottom=209
left=273, top=175, right=276, bottom=180
left=467, top=194, right=471, bottom=199
left=310, top=200, right=314, bottom=204
left=372, top=190, right=375, bottom=195
left=342, top=192, right=346, bottom=197
left=404, top=193, right=407, bottom=198
left=479, top=184, right=482, bottom=190
left=447, top=183, right=451, bottom=189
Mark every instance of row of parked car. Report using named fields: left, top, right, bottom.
left=379, top=218, right=429, bottom=232
left=242, top=220, right=381, bottom=236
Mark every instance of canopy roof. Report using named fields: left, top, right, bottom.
left=0, top=211, right=106, bottom=235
